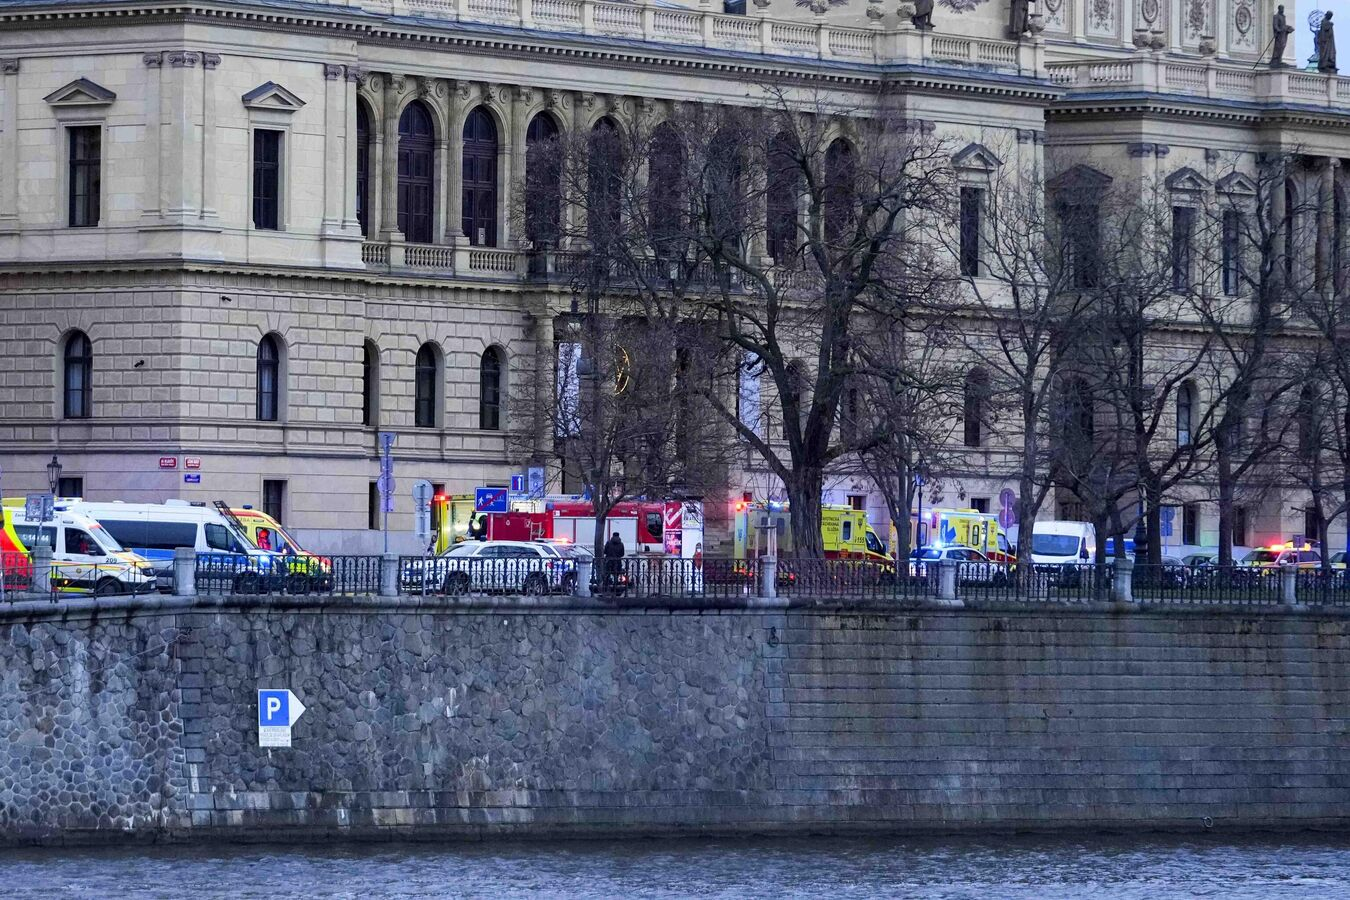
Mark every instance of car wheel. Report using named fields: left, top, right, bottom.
left=523, top=573, right=549, bottom=596
left=992, top=570, right=1008, bottom=586
left=285, top=573, right=312, bottom=596
left=443, top=572, right=471, bottom=596
left=232, top=571, right=262, bottom=595
left=93, top=577, right=122, bottom=597
left=561, top=572, right=578, bottom=595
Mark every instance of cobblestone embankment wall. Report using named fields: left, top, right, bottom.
left=1, top=597, right=1348, bottom=844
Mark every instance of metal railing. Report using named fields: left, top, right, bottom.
left=1294, top=568, right=1350, bottom=607
left=1132, top=564, right=1283, bottom=606
left=610, top=557, right=757, bottom=602
left=399, top=555, right=578, bottom=597
left=955, top=563, right=1114, bottom=603
left=195, top=554, right=380, bottom=597
left=2, top=551, right=159, bottom=601
left=776, top=558, right=936, bottom=602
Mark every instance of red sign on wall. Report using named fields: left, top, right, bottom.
left=184, top=457, right=202, bottom=470
left=158, top=456, right=177, bottom=469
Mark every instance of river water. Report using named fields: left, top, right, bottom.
left=2, top=834, right=1348, bottom=899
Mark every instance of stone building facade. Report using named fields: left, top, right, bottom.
left=0, top=0, right=1346, bottom=553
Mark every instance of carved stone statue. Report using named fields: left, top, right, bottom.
left=1317, top=11, right=1337, bottom=74
left=1269, top=5, right=1294, bottom=68
left=1009, top=0, right=1030, bottom=36
left=911, top=0, right=934, bottom=30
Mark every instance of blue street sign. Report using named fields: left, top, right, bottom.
left=528, top=466, right=545, bottom=498
left=1160, top=506, right=1175, bottom=538
left=510, top=474, right=525, bottom=493
left=259, top=689, right=290, bottom=727
left=184, top=473, right=201, bottom=484
left=475, top=486, right=509, bottom=513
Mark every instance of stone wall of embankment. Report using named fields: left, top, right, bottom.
left=1, top=594, right=1348, bottom=844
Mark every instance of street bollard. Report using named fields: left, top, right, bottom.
left=380, top=553, right=399, bottom=598
left=32, top=545, right=53, bottom=599
left=1280, top=562, right=1297, bottom=604
left=1111, top=557, right=1134, bottom=605
left=938, top=560, right=958, bottom=603
left=575, top=558, right=592, bottom=598
left=173, top=546, right=196, bottom=597
left=760, top=556, right=778, bottom=601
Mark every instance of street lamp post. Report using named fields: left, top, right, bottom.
left=45, top=455, right=62, bottom=495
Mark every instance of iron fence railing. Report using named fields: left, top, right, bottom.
left=399, top=555, right=578, bottom=597
left=196, top=553, right=379, bottom=596
left=2, top=552, right=160, bottom=601
left=776, top=558, right=935, bottom=602
left=952, top=563, right=1114, bottom=603
left=1132, top=564, right=1282, bottom=605
left=1294, top=568, right=1350, bottom=606
left=611, top=557, right=757, bottom=601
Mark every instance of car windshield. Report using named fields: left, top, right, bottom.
left=87, top=523, right=125, bottom=552
left=1032, top=534, right=1081, bottom=556
left=1243, top=550, right=1279, bottom=564
left=911, top=549, right=942, bottom=560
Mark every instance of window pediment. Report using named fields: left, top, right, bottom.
left=242, top=82, right=306, bottom=112
left=1165, top=167, right=1211, bottom=194
left=952, top=142, right=1002, bottom=171
left=44, top=78, right=115, bottom=107
left=1216, top=171, right=1258, bottom=196
left=1047, top=164, right=1112, bottom=193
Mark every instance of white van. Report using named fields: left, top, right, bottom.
left=2, top=507, right=157, bottom=595
left=1030, top=520, right=1096, bottom=566
left=65, top=500, right=274, bottom=591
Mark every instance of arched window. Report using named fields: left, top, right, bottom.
left=397, top=101, right=435, bottom=244
left=462, top=107, right=498, bottom=247
left=479, top=347, right=503, bottom=431
left=362, top=340, right=379, bottom=427
left=648, top=122, right=685, bottom=257
left=963, top=368, right=989, bottom=448
left=356, top=101, right=373, bottom=237
left=525, top=113, right=561, bottom=247
left=1176, top=381, right=1195, bottom=447
left=704, top=128, right=745, bottom=249
left=1066, top=376, right=1094, bottom=443
left=414, top=342, right=440, bottom=428
left=62, top=331, right=92, bottom=419
left=1297, top=383, right=1317, bottom=460
left=588, top=117, right=623, bottom=245
left=257, top=334, right=282, bottom=422
left=824, top=138, right=856, bottom=242
left=767, top=132, right=801, bottom=263
left=1283, top=178, right=1297, bottom=281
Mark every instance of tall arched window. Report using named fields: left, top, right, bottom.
left=414, top=342, right=440, bottom=428
left=362, top=340, right=379, bottom=427
left=479, top=347, right=503, bottom=431
left=462, top=107, right=499, bottom=247
left=525, top=113, right=561, bottom=247
left=1176, top=381, right=1195, bottom=447
left=356, top=101, right=373, bottom=237
left=1297, top=382, right=1317, bottom=460
left=397, top=101, right=435, bottom=244
left=824, top=138, right=856, bottom=242
left=648, top=122, right=684, bottom=257
left=963, top=368, right=989, bottom=448
left=1334, top=185, right=1344, bottom=293
left=1283, top=179, right=1297, bottom=281
left=767, top=132, right=801, bottom=262
left=588, top=117, right=623, bottom=245
left=62, top=331, right=92, bottom=419
left=704, top=128, right=745, bottom=249
left=257, top=334, right=282, bottom=422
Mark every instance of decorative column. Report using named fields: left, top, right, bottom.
left=343, top=68, right=362, bottom=232
left=1271, top=158, right=1288, bottom=291
left=199, top=53, right=220, bottom=222
left=361, top=74, right=383, bottom=242
left=1317, top=156, right=1339, bottom=297
left=322, top=63, right=347, bottom=235
left=0, top=58, right=16, bottom=233
left=379, top=73, right=404, bottom=239
left=163, top=51, right=204, bottom=221
left=447, top=80, right=468, bottom=245
left=506, top=85, right=530, bottom=247
left=139, top=54, right=162, bottom=223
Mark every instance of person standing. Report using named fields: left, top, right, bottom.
left=603, top=531, right=625, bottom=593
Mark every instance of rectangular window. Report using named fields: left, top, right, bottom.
left=262, top=479, right=286, bottom=523
left=1232, top=505, right=1247, bottom=548
left=252, top=129, right=282, bottom=230
left=57, top=476, right=84, bottom=498
left=959, top=186, right=982, bottom=277
left=1060, top=202, right=1099, bottom=289
left=1182, top=504, right=1199, bottom=546
left=368, top=482, right=380, bottom=531
left=1222, top=209, right=1243, bottom=296
left=204, top=523, right=240, bottom=553
left=722, top=0, right=746, bottom=11
left=100, top=520, right=196, bottom=551
left=1171, top=206, right=1194, bottom=291
left=68, top=126, right=101, bottom=228
left=1304, top=507, right=1320, bottom=543
left=970, top=497, right=989, bottom=514
left=847, top=494, right=865, bottom=511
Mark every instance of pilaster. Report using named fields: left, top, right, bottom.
left=379, top=73, right=404, bottom=239
left=163, top=50, right=204, bottom=221
left=0, top=58, right=20, bottom=232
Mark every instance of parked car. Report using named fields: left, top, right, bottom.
left=909, top=546, right=1008, bottom=584
left=1241, top=547, right=1322, bottom=570
left=1330, top=551, right=1346, bottom=570
left=402, top=540, right=577, bottom=595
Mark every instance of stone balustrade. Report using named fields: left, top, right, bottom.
left=376, top=0, right=1044, bottom=74
left=1047, top=56, right=1350, bottom=108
